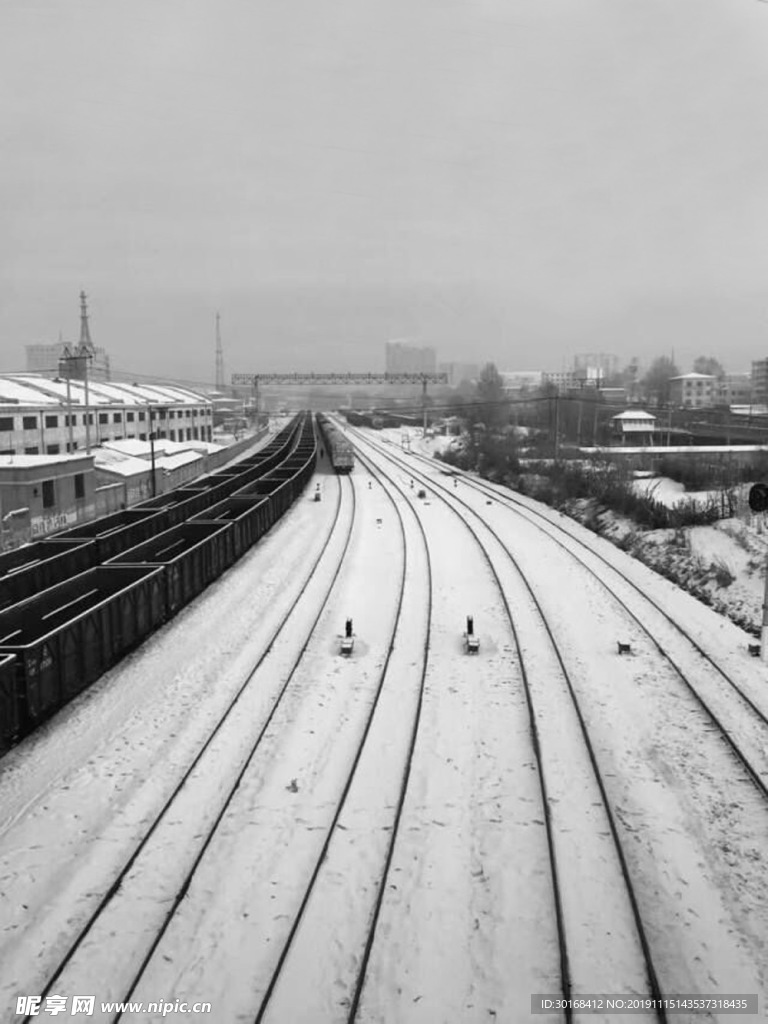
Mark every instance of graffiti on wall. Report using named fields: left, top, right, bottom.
left=31, top=511, right=77, bottom=538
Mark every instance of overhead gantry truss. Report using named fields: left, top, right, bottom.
left=232, top=371, right=448, bottom=433
left=231, top=372, right=448, bottom=385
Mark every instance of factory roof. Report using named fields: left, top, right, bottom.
left=0, top=374, right=212, bottom=408
left=0, top=453, right=93, bottom=469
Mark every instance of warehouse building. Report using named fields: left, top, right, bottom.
left=0, top=374, right=213, bottom=456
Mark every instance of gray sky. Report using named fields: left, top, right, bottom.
left=2, top=0, right=767, bottom=383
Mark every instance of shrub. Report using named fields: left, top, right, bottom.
left=711, top=558, right=735, bottom=588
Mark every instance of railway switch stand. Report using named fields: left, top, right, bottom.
left=341, top=618, right=354, bottom=656
left=465, top=615, right=479, bottom=654
left=617, top=642, right=632, bottom=655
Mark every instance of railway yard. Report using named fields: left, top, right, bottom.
left=0, top=418, right=767, bottom=1023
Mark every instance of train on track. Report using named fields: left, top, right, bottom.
left=0, top=412, right=317, bottom=757
left=316, top=413, right=354, bottom=473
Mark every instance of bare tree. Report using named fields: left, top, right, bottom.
left=641, top=356, right=679, bottom=406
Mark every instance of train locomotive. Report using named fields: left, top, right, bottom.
left=316, top=413, right=354, bottom=473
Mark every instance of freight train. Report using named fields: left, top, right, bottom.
left=316, top=413, right=354, bottom=473
left=0, top=413, right=317, bottom=756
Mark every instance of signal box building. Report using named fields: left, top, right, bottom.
left=610, top=410, right=657, bottom=445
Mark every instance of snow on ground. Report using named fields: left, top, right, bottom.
left=588, top=503, right=768, bottom=636
left=120, top=472, right=409, bottom=1022
left=2, top=427, right=768, bottom=1022
left=351, top=450, right=563, bottom=1024
left=359, top=428, right=768, bottom=1016
left=410, top=426, right=768, bottom=637
left=0, top=463, right=344, bottom=1012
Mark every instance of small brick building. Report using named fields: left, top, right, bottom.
left=0, top=453, right=95, bottom=543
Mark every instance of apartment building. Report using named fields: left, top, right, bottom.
left=669, top=373, right=716, bottom=408
left=385, top=341, right=437, bottom=375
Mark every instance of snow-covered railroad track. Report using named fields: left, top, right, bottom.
left=404, top=448, right=768, bottom=790
left=350, top=429, right=665, bottom=1024
left=249, top=452, right=431, bottom=1023
left=11, top=475, right=358, bottom=1021
left=358, top=431, right=768, bottom=1012
left=114, top=466, right=415, bottom=1022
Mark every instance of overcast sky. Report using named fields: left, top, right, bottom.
left=2, top=0, right=767, bottom=383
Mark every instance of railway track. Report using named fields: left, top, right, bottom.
left=17, top=473, right=356, bottom=1021
left=348, top=429, right=667, bottom=1023
left=111, top=464, right=421, bottom=1021
left=247, top=451, right=431, bottom=1023
left=387, top=440, right=768, bottom=798
left=351, top=426, right=768, bottom=1009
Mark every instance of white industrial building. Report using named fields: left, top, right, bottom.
left=0, top=375, right=214, bottom=457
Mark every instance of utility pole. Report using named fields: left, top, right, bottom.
left=422, top=375, right=428, bottom=436
left=553, top=393, right=560, bottom=461
left=149, top=404, right=157, bottom=497
left=65, top=376, right=74, bottom=451
left=215, top=312, right=225, bottom=391
left=78, top=291, right=95, bottom=453
left=83, top=354, right=92, bottom=453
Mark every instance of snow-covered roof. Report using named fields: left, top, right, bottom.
left=583, top=444, right=768, bottom=454
left=611, top=410, right=656, bottom=421
left=103, top=438, right=221, bottom=459
left=156, top=451, right=204, bottom=470
left=731, top=404, right=768, bottom=416
left=0, top=453, right=93, bottom=468
left=0, top=374, right=212, bottom=408
left=0, top=378, right=62, bottom=406
left=669, top=373, right=716, bottom=381
left=93, top=449, right=152, bottom=478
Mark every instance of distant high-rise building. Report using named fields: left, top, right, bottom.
left=26, top=292, right=111, bottom=381
left=573, top=353, right=619, bottom=383
left=385, top=340, right=437, bottom=375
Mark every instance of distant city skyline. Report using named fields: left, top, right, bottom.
left=2, top=1, right=767, bottom=382
left=9, top=287, right=761, bottom=388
